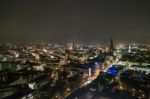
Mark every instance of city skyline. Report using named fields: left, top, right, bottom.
left=0, top=0, right=150, bottom=44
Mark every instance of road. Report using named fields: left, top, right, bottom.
left=66, top=61, right=136, bottom=99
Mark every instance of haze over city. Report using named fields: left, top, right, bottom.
left=0, top=1, right=150, bottom=99
left=0, top=0, right=150, bottom=44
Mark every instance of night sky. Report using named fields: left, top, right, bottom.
left=0, top=0, right=150, bottom=44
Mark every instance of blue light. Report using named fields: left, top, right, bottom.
left=107, top=66, right=118, bottom=76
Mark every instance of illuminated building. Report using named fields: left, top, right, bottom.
left=128, top=45, right=131, bottom=53
left=107, top=66, right=118, bottom=76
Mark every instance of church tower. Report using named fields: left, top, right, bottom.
left=109, top=37, right=114, bottom=55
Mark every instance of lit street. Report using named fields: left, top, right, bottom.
left=0, top=0, right=150, bottom=98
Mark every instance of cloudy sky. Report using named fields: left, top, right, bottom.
left=0, top=0, right=150, bottom=44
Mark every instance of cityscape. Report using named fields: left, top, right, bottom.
left=0, top=41, right=149, bottom=99
left=0, top=0, right=150, bottom=99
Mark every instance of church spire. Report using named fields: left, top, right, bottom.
left=109, top=37, right=114, bottom=54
